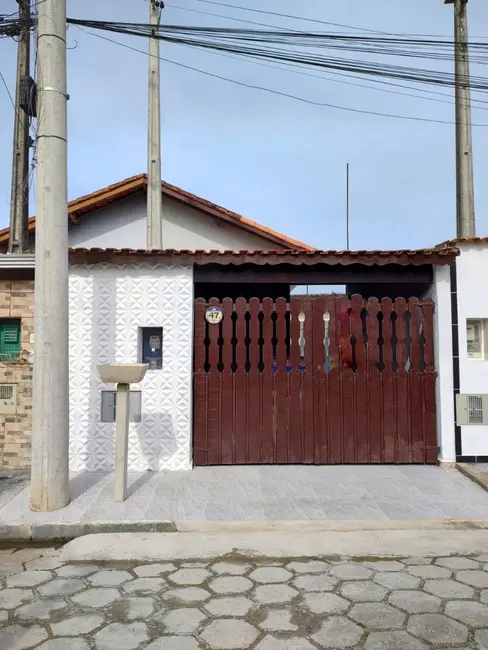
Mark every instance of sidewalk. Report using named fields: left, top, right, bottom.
left=3, top=465, right=488, bottom=541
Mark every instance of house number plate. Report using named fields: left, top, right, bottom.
left=205, top=306, right=223, bottom=325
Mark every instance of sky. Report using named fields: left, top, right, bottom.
left=1, top=0, right=488, bottom=251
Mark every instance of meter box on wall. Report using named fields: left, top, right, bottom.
left=141, top=327, right=162, bottom=370
left=0, top=384, right=18, bottom=415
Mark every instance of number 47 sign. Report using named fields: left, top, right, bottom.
left=205, top=306, right=223, bottom=325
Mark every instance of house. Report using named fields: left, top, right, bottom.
left=0, top=173, right=313, bottom=470
left=2, top=171, right=485, bottom=473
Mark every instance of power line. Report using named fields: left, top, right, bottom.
left=0, top=69, right=15, bottom=108
left=166, top=2, right=297, bottom=32
left=190, top=0, right=488, bottom=39
left=67, top=18, right=488, bottom=92
left=185, top=42, right=488, bottom=111
left=75, top=25, right=488, bottom=127
left=191, top=0, right=388, bottom=35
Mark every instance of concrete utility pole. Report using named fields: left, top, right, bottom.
left=147, top=0, right=163, bottom=249
left=8, top=0, right=31, bottom=254
left=30, top=0, right=70, bottom=511
left=445, top=0, right=476, bottom=238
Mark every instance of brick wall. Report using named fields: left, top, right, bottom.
left=0, top=279, right=34, bottom=470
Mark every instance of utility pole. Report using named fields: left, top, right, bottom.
left=8, top=0, right=31, bottom=254
left=445, top=0, right=476, bottom=238
left=147, top=0, right=163, bottom=249
left=30, top=0, right=70, bottom=512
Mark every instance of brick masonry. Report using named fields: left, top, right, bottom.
left=0, top=279, right=34, bottom=470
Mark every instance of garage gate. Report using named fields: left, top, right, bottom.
left=193, top=295, right=437, bottom=465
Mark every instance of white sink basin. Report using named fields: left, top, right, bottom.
left=97, top=363, right=149, bottom=384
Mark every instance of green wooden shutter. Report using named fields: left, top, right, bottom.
left=0, top=321, right=21, bottom=361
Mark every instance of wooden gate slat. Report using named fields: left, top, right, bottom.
left=327, top=296, right=342, bottom=464
left=408, top=298, right=424, bottom=463
left=220, top=298, right=235, bottom=465
left=421, top=298, right=437, bottom=463
left=289, top=297, right=302, bottom=464
left=351, top=294, right=369, bottom=463
left=193, top=299, right=208, bottom=465
left=273, top=299, right=294, bottom=463
left=312, top=297, right=327, bottom=464
left=381, top=297, right=396, bottom=462
left=287, top=296, right=302, bottom=462
left=394, top=297, right=410, bottom=463
left=366, top=297, right=382, bottom=463
left=302, top=297, right=315, bottom=464
left=340, top=297, right=355, bottom=464
left=275, top=297, right=290, bottom=463
left=234, top=297, right=248, bottom=464
left=248, top=298, right=262, bottom=463
left=207, top=297, right=221, bottom=465
left=261, top=297, right=275, bottom=463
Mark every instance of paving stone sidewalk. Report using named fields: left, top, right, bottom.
left=2, top=547, right=488, bottom=648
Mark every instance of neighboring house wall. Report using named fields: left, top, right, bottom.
left=0, top=278, right=34, bottom=470
left=68, top=193, right=281, bottom=251
left=455, top=243, right=488, bottom=456
left=69, top=264, right=194, bottom=472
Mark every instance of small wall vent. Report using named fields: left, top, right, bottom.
left=0, top=384, right=18, bottom=414
left=456, top=394, right=488, bottom=425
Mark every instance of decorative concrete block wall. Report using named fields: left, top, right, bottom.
left=0, top=279, right=34, bottom=470
left=69, top=264, right=194, bottom=472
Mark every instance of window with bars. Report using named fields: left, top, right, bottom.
left=0, top=320, right=21, bottom=362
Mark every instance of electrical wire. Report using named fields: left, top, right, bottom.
left=191, top=0, right=389, bottom=35
left=166, top=3, right=299, bottom=33
left=75, top=25, right=488, bottom=127
left=67, top=18, right=488, bottom=93
left=184, top=42, right=488, bottom=111
left=0, top=69, right=15, bottom=108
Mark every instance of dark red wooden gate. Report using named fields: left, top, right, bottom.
left=193, top=295, right=437, bottom=465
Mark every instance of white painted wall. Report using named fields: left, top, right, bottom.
left=456, top=243, right=488, bottom=456
left=433, top=265, right=456, bottom=463
left=69, top=264, right=194, bottom=472
left=68, top=192, right=280, bottom=251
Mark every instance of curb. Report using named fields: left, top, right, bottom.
left=456, top=462, right=488, bottom=493
left=3, top=518, right=488, bottom=543
left=0, top=520, right=177, bottom=542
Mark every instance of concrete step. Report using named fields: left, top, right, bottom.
left=61, top=528, right=488, bottom=563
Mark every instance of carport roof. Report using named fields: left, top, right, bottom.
left=68, top=247, right=458, bottom=266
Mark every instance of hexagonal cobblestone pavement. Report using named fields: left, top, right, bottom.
left=3, top=547, right=488, bottom=648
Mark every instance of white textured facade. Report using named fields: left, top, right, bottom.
left=69, top=264, right=194, bottom=472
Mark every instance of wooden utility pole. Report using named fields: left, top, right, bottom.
left=147, top=0, right=163, bottom=249
left=30, top=0, right=70, bottom=512
left=8, top=0, right=32, bottom=254
left=445, top=0, right=476, bottom=238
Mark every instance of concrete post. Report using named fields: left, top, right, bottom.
left=97, top=364, right=148, bottom=503
left=30, top=0, right=70, bottom=512
left=114, top=383, right=130, bottom=502
left=8, top=0, right=31, bottom=254
left=147, top=0, right=162, bottom=248
left=453, top=0, right=476, bottom=238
